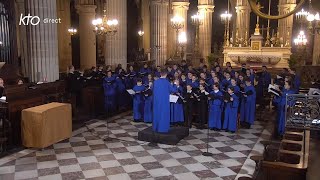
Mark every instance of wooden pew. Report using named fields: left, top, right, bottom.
left=1, top=81, right=66, bottom=146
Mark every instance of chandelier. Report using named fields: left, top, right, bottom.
left=294, top=31, right=308, bottom=46
left=295, top=0, right=320, bottom=35
left=220, top=11, right=232, bottom=22
left=68, top=28, right=77, bottom=36
left=92, top=10, right=118, bottom=36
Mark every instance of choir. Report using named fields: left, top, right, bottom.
left=66, top=61, right=302, bottom=135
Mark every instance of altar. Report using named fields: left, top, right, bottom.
left=223, top=46, right=291, bottom=68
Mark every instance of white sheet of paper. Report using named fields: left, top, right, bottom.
left=170, top=95, right=179, bottom=103
left=205, top=91, right=209, bottom=95
left=0, top=96, right=6, bottom=102
left=276, top=75, right=282, bottom=79
left=127, top=89, right=135, bottom=95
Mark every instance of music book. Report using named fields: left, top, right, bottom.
left=170, top=95, right=179, bottom=103
left=276, top=75, right=283, bottom=79
left=126, top=89, right=135, bottom=95
left=268, top=84, right=281, bottom=96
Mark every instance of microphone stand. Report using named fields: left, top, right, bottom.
left=202, top=96, right=213, bottom=156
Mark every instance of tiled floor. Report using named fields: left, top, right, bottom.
left=0, top=114, right=270, bottom=180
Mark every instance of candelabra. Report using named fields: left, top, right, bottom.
left=68, top=28, right=77, bottom=36
left=178, top=32, right=187, bottom=59
left=191, top=13, right=203, bottom=57
left=138, top=30, right=144, bottom=51
left=221, top=11, right=232, bottom=47
left=171, top=15, right=185, bottom=58
left=92, top=10, right=119, bottom=36
left=294, top=30, right=308, bottom=46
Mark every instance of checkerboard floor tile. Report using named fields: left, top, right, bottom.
left=0, top=114, right=270, bottom=180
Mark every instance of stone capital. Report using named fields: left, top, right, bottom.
left=198, top=5, right=214, bottom=13
left=15, top=0, right=25, bottom=4
left=172, top=2, right=190, bottom=10
left=76, top=4, right=97, bottom=14
left=151, top=0, right=169, bottom=6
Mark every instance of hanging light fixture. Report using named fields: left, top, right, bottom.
left=92, top=10, right=119, bottom=36
left=294, top=30, right=308, bottom=46
left=68, top=28, right=77, bottom=36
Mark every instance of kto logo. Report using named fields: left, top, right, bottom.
left=19, top=14, right=40, bottom=26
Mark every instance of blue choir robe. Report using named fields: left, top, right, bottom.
left=103, top=76, right=117, bottom=112
left=139, top=68, right=151, bottom=82
left=143, top=88, right=153, bottom=123
left=293, top=75, right=301, bottom=93
left=240, top=85, right=256, bottom=125
left=221, top=78, right=231, bottom=91
left=223, top=93, right=240, bottom=132
left=274, top=89, right=295, bottom=135
left=171, top=85, right=184, bottom=123
left=229, top=85, right=240, bottom=97
left=115, top=77, right=128, bottom=108
left=208, top=90, right=223, bottom=129
left=153, top=78, right=174, bottom=133
left=249, top=74, right=255, bottom=85
left=133, top=85, right=146, bottom=121
left=189, top=80, right=199, bottom=89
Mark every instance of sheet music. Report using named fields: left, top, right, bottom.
left=276, top=75, right=283, bottom=79
left=0, top=96, right=6, bottom=102
left=268, top=84, right=280, bottom=96
left=170, top=95, right=179, bottom=103
left=204, top=91, right=209, bottom=95
left=126, top=89, right=135, bottom=95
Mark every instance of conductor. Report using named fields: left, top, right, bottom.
left=152, top=69, right=173, bottom=133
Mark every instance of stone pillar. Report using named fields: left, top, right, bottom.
left=278, top=0, right=296, bottom=46
left=24, top=0, right=59, bottom=82
left=172, top=0, right=189, bottom=59
left=57, top=0, right=72, bottom=72
left=76, top=0, right=96, bottom=70
left=235, top=0, right=251, bottom=41
left=141, top=0, right=151, bottom=54
left=151, top=0, right=169, bottom=66
left=15, top=0, right=29, bottom=77
left=198, top=0, right=214, bottom=63
left=313, top=33, right=320, bottom=65
left=105, top=0, right=127, bottom=68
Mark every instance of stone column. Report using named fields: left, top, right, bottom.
left=15, top=0, right=29, bottom=77
left=57, top=0, right=72, bottom=72
left=24, top=0, right=59, bottom=82
left=172, top=0, right=189, bottom=59
left=76, top=0, right=96, bottom=70
left=312, top=33, right=320, bottom=65
left=105, top=0, right=127, bottom=68
left=198, top=0, right=214, bottom=63
left=151, top=0, right=169, bottom=66
left=278, top=0, right=296, bottom=47
left=235, top=0, right=251, bottom=41
left=141, top=0, right=151, bottom=54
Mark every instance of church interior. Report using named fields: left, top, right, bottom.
left=0, top=0, right=320, bottom=179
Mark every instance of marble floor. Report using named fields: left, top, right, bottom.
left=0, top=113, right=271, bottom=180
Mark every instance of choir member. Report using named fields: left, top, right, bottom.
left=67, top=65, right=83, bottom=106
left=132, top=78, right=146, bottom=122
left=241, top=63, right=247, bottom=74
left=289, top=68, right=301, bottom=93
left=152, top=69, right=174, bottom=133
left=140, top=63, right=151, bottom=82
left=221, top=72, right=231, bottom=91
left=144, top=81, right=153, bottom=123
left=115, top=64, right=124, bottom=74
left=103, top=71, right=117, bottom=115
left=190, top=74, right=199, bottom=89
left=246, top=69, right=254, bottom=85
left=154, top=66, right=161, bottom=77
left=171, top=79, right=184, bottom=124
left=240, top=78, right=256, bottom=129
left=184, top=84, right=195, bottom=128
left=238, top=74, right=246, bottom=92
left=196, top=83, right=208, bottom=129
left=0, top=78, right=4, bottom=97
left=180, top=73, right=187, bottom=89
left=17, top=79, right=24, bottom=85
left=223, top=86, right=240, bottom=133
left=181, top=60, right=188, bottom=72
left=115, top=73, right=128, bottom=110
left=274, top=81, right=295, bottom=136
left=259, top=65, right=271, bottom=90
left=215, top=66, right=223, bottom=80
left=229, top=78, right=240, bottom=96
left=208, top=83, right=223, bottom=130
